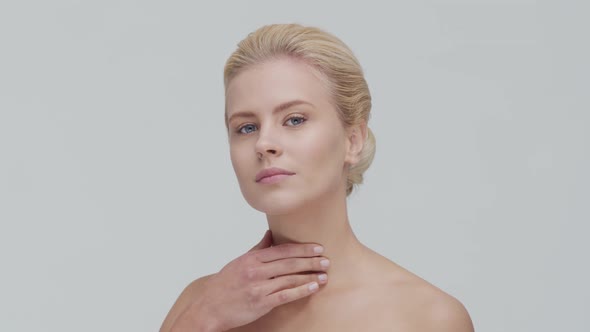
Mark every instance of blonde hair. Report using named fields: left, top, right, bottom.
left=223, top=23, right=376, bottom=196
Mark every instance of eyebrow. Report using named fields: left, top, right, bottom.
left=227, top=100, right=314, bottom=125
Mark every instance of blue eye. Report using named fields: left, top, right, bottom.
left=285, top=116, right=306, bottom=126
left=237, top=116, right=307, bottom=134
left=238, top=124, right=257, bottom=134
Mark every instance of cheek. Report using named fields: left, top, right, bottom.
left=229, top=145, right=249, bottom=177
left=303, top=126, right=346, bottom=171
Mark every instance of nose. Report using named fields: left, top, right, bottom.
left=254, top=126, right=282, bottom=160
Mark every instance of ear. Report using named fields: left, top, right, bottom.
left=344, top=121, right=368, bottom=167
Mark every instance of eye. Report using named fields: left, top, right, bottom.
left=285, top=116, right=306, bottom=126
left=237, top=124, right=257, bottom=134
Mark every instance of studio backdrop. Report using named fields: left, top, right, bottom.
left=0, top=1, right=588, bottom=331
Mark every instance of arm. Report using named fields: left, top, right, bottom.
left=159, top=231, right=329, bottom=332
left=160, top=274, right=221, bottom=332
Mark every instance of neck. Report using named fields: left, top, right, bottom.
left=266, top=189, right=367, bottom=291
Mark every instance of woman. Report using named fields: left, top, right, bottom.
left=161, top=24, right=474, bottom=332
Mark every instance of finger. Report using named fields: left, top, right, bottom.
left=263, top=280, right=320, bottom=309
left=256, top=242, right=324, bottom=263
left=262, top=257, right=329, bottom=279
left=262, top=273, right=328, bottom=295
left=249, top=230, right=273, bottom=252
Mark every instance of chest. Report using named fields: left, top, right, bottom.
left=232, top=310, right=412, bottom=332
left=231, top=292, right=415, bottom=332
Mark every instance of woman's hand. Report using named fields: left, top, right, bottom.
left=170, top=229, right=330, bottom=332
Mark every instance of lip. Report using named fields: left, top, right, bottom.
left=256, top=167, right=295, bottom=182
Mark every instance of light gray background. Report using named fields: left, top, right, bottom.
left=1, top=1, right=588, bottom=331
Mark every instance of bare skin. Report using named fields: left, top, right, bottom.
left=161, top=231, right=332, bottom=332
left=228, top=243, right=472, bottom=332
left=161, top=230, right=473, bottom=332
left=160, top=57, right=474, bottom=331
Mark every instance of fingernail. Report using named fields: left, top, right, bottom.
left=320, top=259, right=330, bottom=268
left=314, top=246, right=324, bottom=254
left=318, top=274, right=328, bottom=282
left=309, top=282, right=319, bottom=292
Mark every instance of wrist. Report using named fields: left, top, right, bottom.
left=171, top=300, right=223, bottom=332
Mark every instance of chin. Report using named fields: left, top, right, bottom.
left=237, top=175, right=344, bottom=215
left=245, top=190, right=307, bottom=215
left=243, top=185, right=341, bottom=216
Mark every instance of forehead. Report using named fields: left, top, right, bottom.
left=225, top=58, right=333, bottom=115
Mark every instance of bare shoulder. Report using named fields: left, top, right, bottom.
left=159, top=273, right=217, bottom=332
left=380, top=262, right=474, bottom=332
left=423, top=290, right=474, bottom=332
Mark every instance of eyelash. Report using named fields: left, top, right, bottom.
left=235, top=115, right=307, bottom=135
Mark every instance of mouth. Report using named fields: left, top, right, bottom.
left=255, top=167, right=296, bottom=183
left=257, top=173, right=294, bottom=184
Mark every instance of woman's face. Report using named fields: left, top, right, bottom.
left=225, top=57, right=357, bottom=214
